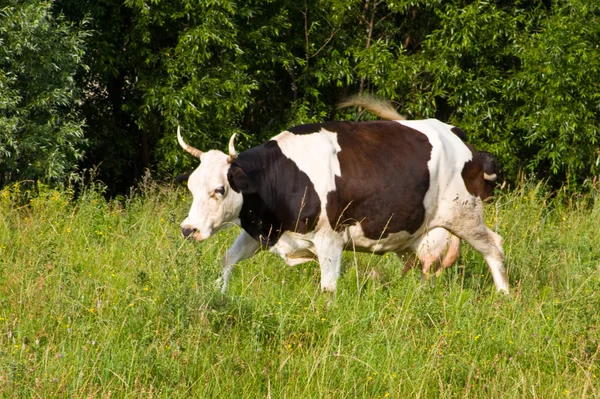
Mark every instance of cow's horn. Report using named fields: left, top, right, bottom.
left=177, top=126, right=203, bottom=158
left=484, top=172, right=497, bottom=181
left=228, top=133, right=238, bottom=160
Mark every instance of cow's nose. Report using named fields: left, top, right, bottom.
left=181, top=227, right=196, bottom=238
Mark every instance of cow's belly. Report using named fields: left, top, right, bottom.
left=346, top=223, right=417, bottom=254
left=269, top=221, right=426, bottom=264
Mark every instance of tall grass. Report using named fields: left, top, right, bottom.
left=0, top=180, right=598, bottom=398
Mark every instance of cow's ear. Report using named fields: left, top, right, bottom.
left=228, top=164, right=258, bottom=194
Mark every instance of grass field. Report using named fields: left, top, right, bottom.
left=0, top=180, right=599, bottom=398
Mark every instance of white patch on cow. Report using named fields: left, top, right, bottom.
left=396, top=119, right=474, bottom=217
left=181, top=150, right=243, bottom=240
left=273, top=129, right=341, bottom=199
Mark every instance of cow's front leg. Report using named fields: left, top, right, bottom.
left=218, top=230, right=260, bottom=293
left=314, top=232, right=344, bottom=292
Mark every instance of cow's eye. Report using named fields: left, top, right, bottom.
left=214, top=186, right=225, bottom=196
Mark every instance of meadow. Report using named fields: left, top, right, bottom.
left=0, top=179, right=598, bottom=398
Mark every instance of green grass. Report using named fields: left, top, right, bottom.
left=0, top=181, right=599, bottom=398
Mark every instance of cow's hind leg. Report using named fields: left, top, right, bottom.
left=400, top=254, right=417, bottom=277
left=218, top=230, right=260, bottom=293
left=446, top=201, right=508, bottom=293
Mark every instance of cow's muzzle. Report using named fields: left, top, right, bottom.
left=181, top=227, right=196, bottom=238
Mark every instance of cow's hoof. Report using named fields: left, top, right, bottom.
left=320, top=283, right=337, bottom=293
left=215, top=277, right=228, bottom=293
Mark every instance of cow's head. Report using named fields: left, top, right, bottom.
left=178, top=127, right=243, bottom=241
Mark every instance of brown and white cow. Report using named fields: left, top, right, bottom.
left=178, top=102, right=508, bottom=294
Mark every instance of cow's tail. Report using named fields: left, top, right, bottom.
left=337, top=94, right=406, bottom=121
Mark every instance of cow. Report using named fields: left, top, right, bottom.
left=177, top=99, right=508, bottom=294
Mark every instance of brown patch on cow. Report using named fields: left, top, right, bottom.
left=451, top=126, right=499, bottom=200
left=325, top=121, right=432, bottom=240
left=461, top=144, right=497, bottom=200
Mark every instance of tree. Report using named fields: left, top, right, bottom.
left=511, top=0, right=600, bottom=188
left=0, top=0, right=87, bottom=185
left=419, top=0, right=600, bottom=188
left=48, top=0, right=600, bottom=192
left=54, top=0, right=259, bottom=191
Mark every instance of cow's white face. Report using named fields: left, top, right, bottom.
left=180, top=150, right=243, bottom=241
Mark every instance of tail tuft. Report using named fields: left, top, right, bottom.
left=337, top=94, right=406, bottom=121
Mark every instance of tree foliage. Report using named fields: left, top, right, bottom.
left=422, top=0, right=600, bottom=188
left=1, top=0, right=599, bottom=191
left=0, top=0, right=87, bottom=185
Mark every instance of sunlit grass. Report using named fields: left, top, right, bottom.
left=0, top=180, right=598, bottom=397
